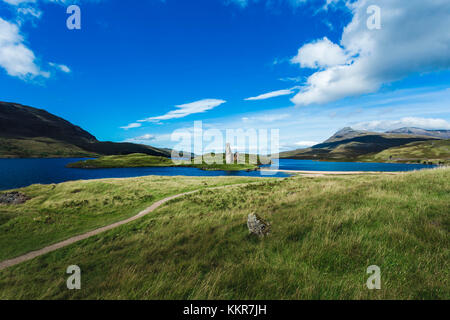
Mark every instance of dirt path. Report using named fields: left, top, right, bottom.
left=0, top=183, right=253, bottom=272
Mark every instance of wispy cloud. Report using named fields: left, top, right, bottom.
left=279, top=76, right=302, bottom=83
left=245, top=88, right=298, bottom=101
left=126, top=134, right=156, bottom=143
left=49, top=62, right=71, bottom=73
left=242, top=113, right=290, bottom=123
left=226, top=0, right=308, bottom=9
left=352, top=117, right=450, bottom=132
left=120, top=122, right=142, bottom=130
left=139, top=99, right=226, bottom=123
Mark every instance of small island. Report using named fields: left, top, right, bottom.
left=67, top=149, right=271, bottom=172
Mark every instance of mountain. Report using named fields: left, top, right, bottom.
left=280, top=127, right=441, bottom=161
left=0, top=101, right=170, bottom=158
left=386, top=127, right=450, bottom=139
left=322, top=127, right=369, bottom=143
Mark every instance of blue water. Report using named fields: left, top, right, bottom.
left=264, top=159, right=437, bottom=172
left=0, top=158, right=437, bottom=191
left=0, top=158, right=289, bottom=191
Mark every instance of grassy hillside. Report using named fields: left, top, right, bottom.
left=0, top=176, right=262, bottom=261
left=68, top=153, right=262, bottom=171
left=0, top=168, right=448, bottom=299
left=0, top=137, right=98, bottom=158
left=358, top=140, right=450, bottom=165
left=0, top=102, right=171, bottom=158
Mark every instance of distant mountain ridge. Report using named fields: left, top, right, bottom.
left=280, top=126, right=447, bottom=161
left=386, top=127, right=450, bottom=139
left=0, top=101, right=171, bottom=158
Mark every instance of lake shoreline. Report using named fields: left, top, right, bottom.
left=0, top=158, right=437, bottom=191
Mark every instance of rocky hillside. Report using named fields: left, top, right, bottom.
left=0, top=101, right=170, bottom=158
left=386, top=127, right=450, bottom=139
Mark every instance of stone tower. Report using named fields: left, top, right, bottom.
left=225, top=143, right=233, bottom=164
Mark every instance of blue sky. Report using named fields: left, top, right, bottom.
left=0, top=0, right=449, bottom=151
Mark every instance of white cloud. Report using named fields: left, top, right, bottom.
left=17, top=6, right=42, bottom=20
left=127, top=134, right=156, bottom=142
left=0, top=0, right=82, bottom=80
left=242, top=113, right=290, bottom=122
left=291, top=0, right=450, bottom=106
left=279, top=76, right=302, bottom=82
left=49, top=62, right=71, bottom=73
left=226, top=0, right=307, bottom=8
left=245, top=88, right=297, bottom=101
left=139, top=99, right=226, bottom=123
left=352, top=117, right=450, bottom=132
left=0, top=17, right=48, bottom=79
left=120, top=122, right=142, bottom=130
left=291, top=37, right=348, bottom=69
left=3, top=0, right=36, bottom=5
left=0, top=0, right=79, bottom=80
left=295, top=140, right=318, bottom=147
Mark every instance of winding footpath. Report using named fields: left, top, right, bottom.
left=0, top=183, right=253, bottom=272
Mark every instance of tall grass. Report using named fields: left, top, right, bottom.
left=0, top=175, right=263, bottom=261
left=0, top=168, right=448, bottom=299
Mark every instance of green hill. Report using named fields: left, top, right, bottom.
left=0, top=102, right=170, bottom=158
left=358, top=140, right=450, bottom=165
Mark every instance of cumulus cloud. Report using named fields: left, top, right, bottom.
left=245, top=88, right=297, bottom=101
left=139, top=99, right=226, bottom=123
left=291, top=0, right=450, bottom=106
left=291, top=37, right=348, bottom=69
left=0, top=17, right=49, bottom=78
left=0, top=0, right=77, bottom=80
left=352, top=117, right=450, bottom=131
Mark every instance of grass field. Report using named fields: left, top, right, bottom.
left=68, top=153, right=262, bottom=171
left=0, top=168, right=448, bottom=299
left=0, top=176, right=262, bottom=262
